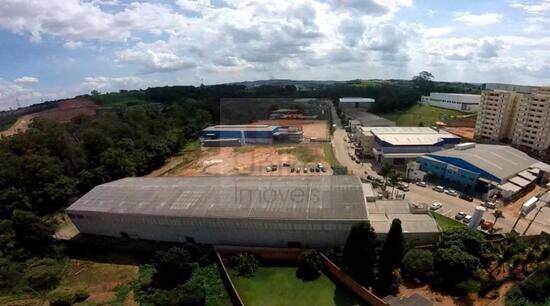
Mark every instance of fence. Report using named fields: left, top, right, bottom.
left=215, top=245, right=302, bottom=262
left=215, top=251, right=245, bottom=306
left=320, top=254, right=389, bottom=306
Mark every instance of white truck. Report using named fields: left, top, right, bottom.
left=521, top=196, right=538, bottom=215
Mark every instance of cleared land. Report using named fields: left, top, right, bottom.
left=379, top=104, right=467, bottom=127
left=231, top=266, right=365, bottom=306
left=253, top=119, right=329, bottom=141
left=444, top=127, right=475, bottom=140
left=149, top=144, right=332, bottom=176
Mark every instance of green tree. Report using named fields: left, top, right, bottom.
left=229, top=253, right=259, bottom=277
left=297, top=250, right=323, bottom=280
left=11, top=209, right=55, bottom=257
left=492, top=209, right=504, bottom=228
left=433, top=246, right=481, bottom=292
left=0, top=187, right=31, bottom=218
left=401, top=249, right=434, bottom=283
left=151, top=247, right=193, bottom=289
left=343, top=221, right=378, bottom=287
left=380, top=219, right=404, bottom=271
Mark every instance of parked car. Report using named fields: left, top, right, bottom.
left=375, top=178, right=385, bottom=184
left=459, top=194, right=474, bottom=202
left=455, top=212, right=467, bottom=220
left=398, top=183, right=409, bottom=191
left=433, top=185, right=445, bottom=192
left=480, top=220, right=494, bottom=230
left=367, top=175, right=377, bottom=181
left=310, top=167, right=315, bottom=173
left=282, top=163, right=290, bottom=167
left=304, top=168, right=308, bottom=173
left=355, top=159, right=360, bottom=164
left=463, top=215, right=472, bottom=224
left=415, top=181, right=427, bottom=187
left=315, top=167, right=320, bottom=173
left=483, top=201, right=496, bottom=209
left=445, top=189, right=458, bottom=196
left=290, top=167, right=295, bottom=173
left=321, top=167, right=326, bottom=173
left=296, top=167, right=301, bottom=173
left=430, top=202, right=442, bottom=210
left=266, top=167, right=271, bottom=172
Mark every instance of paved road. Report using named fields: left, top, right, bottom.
left=330, top=106, right=550, bottom=235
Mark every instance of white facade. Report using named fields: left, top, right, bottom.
left=421, top=92, right=480, bottom=112
left=339, top=97, right=375, bottom=109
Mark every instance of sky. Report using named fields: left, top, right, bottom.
left=0, top=0, right=549, bottom=110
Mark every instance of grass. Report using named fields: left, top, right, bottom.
left=160, top=139, right=202, bottom=175
left=379, top=104, right=468, bottom=127
left=187, top=265, right=232, bottom=306
left=231, top=266, right=366, bottom=306
left=323, top=143, right=341, bottom=168
left=277, top=146, right=322, bottom=163
left=431, top=212, right=466, bottom=231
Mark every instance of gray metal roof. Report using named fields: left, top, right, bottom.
left=343, top=109, right=396, bottom=127
left=428, top=144, right=541, bottom=181
left=367, top=200, right=439, bottom=234
left=203, top=125, right=278, bottom=132
left=67, top=176, right=368, bottom=221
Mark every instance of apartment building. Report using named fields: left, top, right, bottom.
left=475, top=85, right=550, bottom=152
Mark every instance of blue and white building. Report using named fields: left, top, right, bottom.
left=414, top=143, right=549, bottom=199
left=358, top=127, right=460, bottom=167
left=201, top=125, right=279, bottom=146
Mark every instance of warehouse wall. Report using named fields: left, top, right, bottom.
left=68, top=211, right=363, bottom=248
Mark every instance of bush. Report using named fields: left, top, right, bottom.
left=151, top=247, right=193, bottom=289
left=433, top=246, right=481, bottom=292
left=0, top=257, right=22, bottom=290
left=297, top=250, right=323, bottom=280
left=22, top=258, right=64, bottom=291
left=140, top=282, right=206, bottom=306
left=401, top=249, right=433, bottom=283
left=229, top=253, right=259, bottom=277
left=47, top=286, right=89, bottom=306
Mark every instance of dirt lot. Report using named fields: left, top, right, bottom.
left=0, top=97, right=97, bottom=137
left=150, top=144, right=332, bottom=177
left=253, top=119, right=329, bottom=141
left=444, top=127, right=475, bottom=141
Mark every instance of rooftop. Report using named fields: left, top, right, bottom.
left=344, top=109, right=395, bottom=127
left=363, top=127, right=459, bottom=146
left=204, top=125, right=278, bottom=132
left=428, top=144, right=542, bottom=181
left=367, top=200, right=439, bottom=234
left=339, top=97, right=375, bottom=103
left=67, top=176, right=368, bottom=221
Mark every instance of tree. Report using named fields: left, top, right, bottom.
left=412, top=71, right=435, bottom=93
left=229, top=253, right=259, bottom=277
left=343, top=221, right=378, bottom=287
left=151, top=247, right=193, bottom=289
left=401, top=249, right=434, bottom=283
left=433, top=246, right=481, bottom=291
left=492, top=209, right=503, bottom=227
left=380, top=219, right=404, bottom=271
left=297, top=250, right=323, bottom=280
left=11, top=209, right=55, bottom=257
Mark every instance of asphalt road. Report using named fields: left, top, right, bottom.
left=331, top=107, right=550, bottom=235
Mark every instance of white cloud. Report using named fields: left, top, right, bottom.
left=14, top=76, right=39, bottom=85
left=78, top=76, right=155, bottom=93
left=0, top=78, right=46, bottom=110
left=454, top=12, right=503, bottom=26
left=63, top=41, right=84, bottom=49
left=510, top=0, right=550, bottom=14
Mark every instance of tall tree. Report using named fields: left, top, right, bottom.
left=380, top=219, right=404, bottom=271
left=343, top=221, right=378, bottom=287
left=151, top=247, right=193, bottom=289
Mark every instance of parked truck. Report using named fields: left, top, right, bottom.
left=521, top=196, right=538, bottom=215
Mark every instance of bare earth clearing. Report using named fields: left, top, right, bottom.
left=253, top=119, right=329, bottom=141
left=150, top=144, right=332, bottom=177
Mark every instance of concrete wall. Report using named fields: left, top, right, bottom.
left=69, top=211, right=364, bottom=248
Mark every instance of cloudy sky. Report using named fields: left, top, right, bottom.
left=0, top=0, right=549, bottom=109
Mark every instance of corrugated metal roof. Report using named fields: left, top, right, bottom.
left=67, top=176, right=368, bottom=221
left=340, top=97, right=375, bottom=103
left=364, top=126, right=459, bottom=146
left=429, top=144, right=540, bottom=181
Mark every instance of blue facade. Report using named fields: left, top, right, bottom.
left=201, top=127, right=278, bottom=141
left=417, top=154, right=504, bottom=192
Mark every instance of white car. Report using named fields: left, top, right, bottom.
left=445, top=189, right=458, bottom=196
left=416, top=181, right=427, bottom=187
left=430, top=202, right=442, bottom=210
left=433, top=185, right=445, bottom=192
left=463, top=215, right=472, bottom=224
left=483, top=201, right=496, bottom=209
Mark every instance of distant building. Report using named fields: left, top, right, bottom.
left=342, top=109, right=395, bottom=127
left=201, top=124, right=303, bottom=146
left=421, top=92, right=480, bottom=112
left=415, top=143, right=550, bottom=199
left=66, top=176, right=440, bottom=248
left=339, top=97, right=375, bottom=109
left=269, top=109, right=304, bottom=119
left=475, top=85, right=550, bottom=152
left=357, top=126, right=460, bottom=167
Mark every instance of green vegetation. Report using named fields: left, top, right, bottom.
left=231, top=266, right=365, bottom=306
left=277, top=146, right=322, bottom=163
left=432, top=212, right=465, bottom=231
left=401, top=249, right=434, bottom=283
left=374, top=219, right=404, bottom=296
left=228, top=253, right=259, bottom=277
left=379, top=104, right=467, bottom=126
left=297, top=250, right=323, bottom=281
left=46, top=286, right=89, bottom=306
left=506, top=263, right=550, bottom=306
left=323, top=144, right=341, bottom=168
left=343, top=221, right=377, bottom=287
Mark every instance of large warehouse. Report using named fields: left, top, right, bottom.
left=67, top=176, right=440, bottom=247
left=421, top=92, right=481, bottom=112
left=415, top=143, right=550, bottom=199
left=201, top=124, right=303, bottom=146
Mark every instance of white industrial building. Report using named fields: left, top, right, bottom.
left=67, top=176, right=440, bottom=248
left=421, top=92, right=480, bottom=112
left=339, top=97, right=375, bottom=109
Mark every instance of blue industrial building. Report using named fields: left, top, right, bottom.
left=415, top=143, right=547, bottom=198
left=201, top=125, right=279, bottom=146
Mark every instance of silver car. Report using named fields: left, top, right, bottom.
left=430, top=202, right=442, bottom=210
